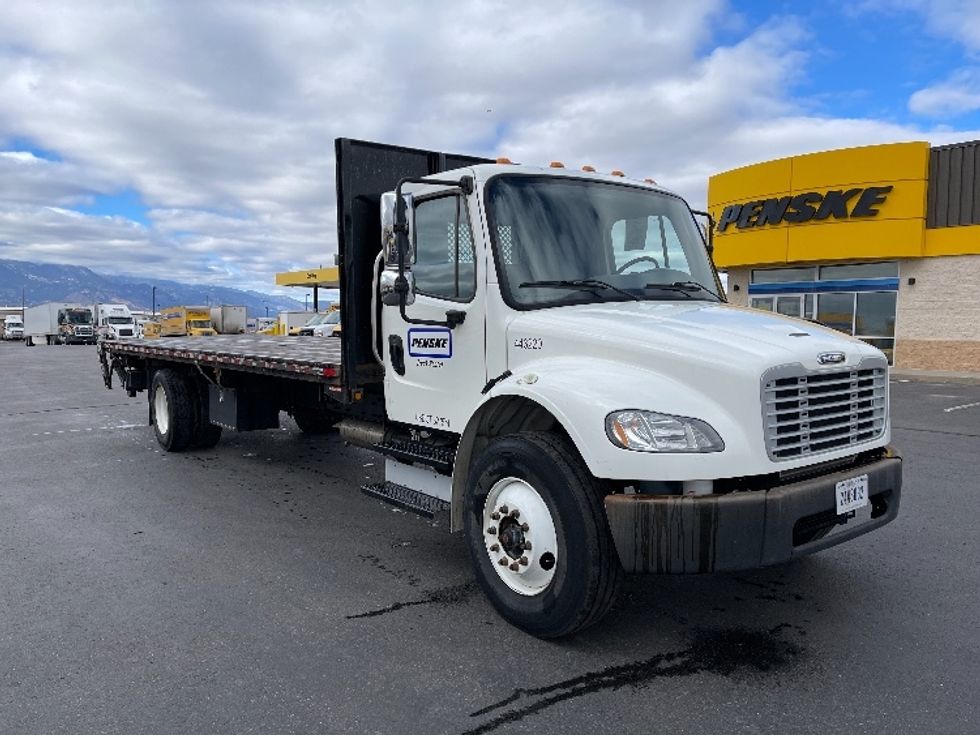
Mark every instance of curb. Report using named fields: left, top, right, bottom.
left=890, top=369, right=980, bottom=386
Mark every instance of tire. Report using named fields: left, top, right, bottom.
left=188, top=378, right=222, bottom=449
left=464, top=432, right=623, bottom=638
left=291, top=406, right=340, bottom=434
left=151, top=369, right=196, bottom=452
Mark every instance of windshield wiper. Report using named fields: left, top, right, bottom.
left=644, top=281, right=721, bottom=301
left=519, top=279, right=639, bottom=301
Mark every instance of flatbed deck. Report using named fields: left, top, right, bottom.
left=102, top=335, right=343, bottom=383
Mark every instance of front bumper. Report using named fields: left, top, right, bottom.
left=604, top=450, right=902, bottom=574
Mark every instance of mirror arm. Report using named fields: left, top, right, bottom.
left=392, top=175, right=475, bottom=330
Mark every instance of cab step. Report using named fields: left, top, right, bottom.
left=361, top=481, right=450, bottom=519
left=373, top=438, right=455, bottom=474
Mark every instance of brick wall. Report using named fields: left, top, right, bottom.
left=895, top=254, right=980, bottom=370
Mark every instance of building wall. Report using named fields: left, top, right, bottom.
left=895, top=254, right=980, bottom=371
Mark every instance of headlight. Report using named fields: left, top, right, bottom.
left=605, top=410, right=724, bottom=453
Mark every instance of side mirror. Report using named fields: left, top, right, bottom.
left=379, top=269, right=415, bottom=306
left=380, top=191, right=413, bottom=266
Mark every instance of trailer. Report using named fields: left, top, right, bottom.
left=210, top=305, right=247, bottom=334
left=99, top=138, right=903, bottom=637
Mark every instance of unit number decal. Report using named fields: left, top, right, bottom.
left=513, top=337, right=543, bottom=350
left=416, top=412, right=450, bottom=430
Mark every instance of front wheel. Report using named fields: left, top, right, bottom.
left=464, top=432, right=622, bottom=638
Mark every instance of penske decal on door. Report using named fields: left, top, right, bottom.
left=407, top=327, right=453, bottom=358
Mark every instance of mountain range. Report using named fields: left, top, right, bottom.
left=0, top=259, right=312, bottom=317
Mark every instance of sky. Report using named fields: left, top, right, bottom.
left=2, top=0, right=980, bottom=295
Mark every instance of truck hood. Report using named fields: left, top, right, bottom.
left=506, top=301, right=882, bottom=378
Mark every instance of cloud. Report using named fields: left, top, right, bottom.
left=0, top=0, right=979, bottom=294
left=909, top=68, right=980, bottom=116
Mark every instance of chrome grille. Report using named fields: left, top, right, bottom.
left=762, top=362, right=887, bottom=461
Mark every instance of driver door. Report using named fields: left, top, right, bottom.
left=381, top=187, right=487, bottom=434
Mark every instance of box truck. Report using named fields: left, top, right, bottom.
left=25, top=303, right=96, bottom=345
left=159, top=306, right=216, bottom=337
left=99, top=138, right=902, bottom=637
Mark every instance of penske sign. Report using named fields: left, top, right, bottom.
left=717, top=186, right=893, bottom=232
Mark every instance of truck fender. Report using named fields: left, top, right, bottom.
left=450, top=356, right=744, bottom=531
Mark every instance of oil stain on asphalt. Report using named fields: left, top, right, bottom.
left=345, top=582, right=478, bottom=620
left=463, top=625, right=804, bottom=735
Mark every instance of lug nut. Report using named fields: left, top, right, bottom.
left=500, top=505, right=509, bottom=515
left=523, top=541, right=532, bottom=550
left=509, top=562, right=520, bottom=572
left=489, top=544, right=500, bottom=552
left=519, top=556, right=528, bottom=566
left=510, top=509, right=520, bottom=519
left=521, top=523, right=529, bottom=532
left=490, top=512, right=500, bottom=520
left=487, top=527, right=497, bottom=535
left=498, top=557, right=509, bottom=566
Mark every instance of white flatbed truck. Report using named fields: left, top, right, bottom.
left=98, top=138, right=902, bottom=637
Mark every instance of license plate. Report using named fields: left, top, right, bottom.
left=836, top=474, right=869, bottom=515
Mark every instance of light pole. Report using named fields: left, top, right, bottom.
left=305, top=293, right=309, bottom=311
left=151, top=286, right=156, bottom=317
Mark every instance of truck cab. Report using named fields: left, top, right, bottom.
left=95, top=304, right=137, bottom=340
left=2, top=315, right=24, bottom=340
left=357, top=148, right=899, bottom=636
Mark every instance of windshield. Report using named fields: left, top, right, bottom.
left=189, top=320, right=212, bottom=329
left=323, top=311, right=341, bottom=324
left=485, top=175, right=720, bottom=309
left=65, top=309, right=92, bottom=324
left=303, top=314, right=328, bottom=327
left=107, top=316, right=131, bottom=324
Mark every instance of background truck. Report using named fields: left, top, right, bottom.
left=25, top=303, right=96, bottom=345
left=99, top=138, right=903, bottom=637
left=209, top=305, right=247, bottom=334
left=159, top=306, right=216, bottom=337
left=2, top=314, right=24, bottom=340
left=94, top=303, right=137, bottom=340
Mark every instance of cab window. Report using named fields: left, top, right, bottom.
left=413, top=195, right=476, bottom=301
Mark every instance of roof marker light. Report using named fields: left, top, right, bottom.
left=644, top=177, right=657, bottom=185
left=496, top=157, right=514, bottom=164
left=610, top=170, right=625, bottom=177
left=549, top=161, right=565, bottom=168
left=581, top=165, right=596, bottom=172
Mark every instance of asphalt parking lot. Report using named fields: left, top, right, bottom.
left=1, top=342, right=978, bottom=734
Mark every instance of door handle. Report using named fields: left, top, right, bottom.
left=388, top=335, right=405, bottom=376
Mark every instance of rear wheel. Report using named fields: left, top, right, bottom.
left=151, top=369, right=195, bottom=451
left=464, top=432, right=623, bottom=638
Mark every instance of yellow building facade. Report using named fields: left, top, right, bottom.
left=709, top=140, right=980, bottom=370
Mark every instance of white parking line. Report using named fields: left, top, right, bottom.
left=944, top=402, right=980, bottom=413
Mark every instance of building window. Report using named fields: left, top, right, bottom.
left=747, top=261, right=899, bottom=363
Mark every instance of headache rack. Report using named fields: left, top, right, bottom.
left=762, top=358, right=888, bottom=461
